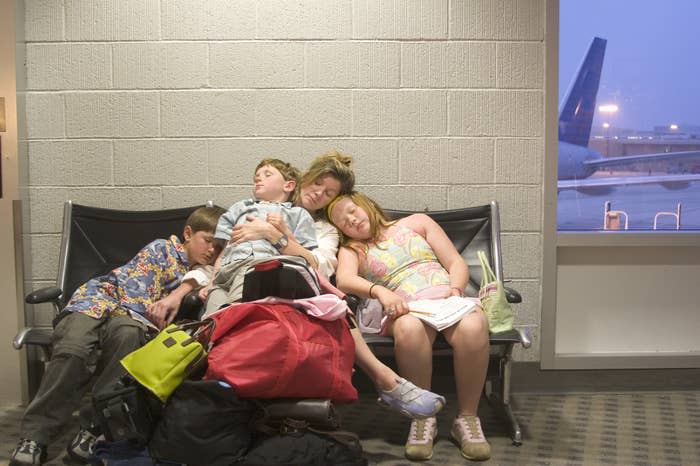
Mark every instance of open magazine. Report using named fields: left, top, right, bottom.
left=407, top=296, right=479, bottom=331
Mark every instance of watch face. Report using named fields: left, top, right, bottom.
left=275, top=234, right=288, bottom=250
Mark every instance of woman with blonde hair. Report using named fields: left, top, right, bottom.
left=228, top=150, right=446, bottom=420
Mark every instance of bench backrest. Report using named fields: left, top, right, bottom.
left=384, top=201, right=503, bottom=298
left=57, top=202, right=208, bottom=306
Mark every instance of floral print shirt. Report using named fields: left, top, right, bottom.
left=359, top=225, right=450, bottom=300
left=64, top=235, right=189, bottom=328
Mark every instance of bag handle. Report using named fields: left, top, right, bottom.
left=477, top=250, right=497, bottom=286
left=166, top=318, right=216, bottom=349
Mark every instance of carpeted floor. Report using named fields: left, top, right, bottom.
left=1, top=391, right=699, bottom=465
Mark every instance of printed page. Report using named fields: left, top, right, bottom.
left=407, top=296, right=478, bottom=331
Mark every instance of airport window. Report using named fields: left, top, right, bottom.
left=558, top=1, right=700, bottom=231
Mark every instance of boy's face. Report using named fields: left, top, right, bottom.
left=253, top=164, right=296, bottom=203
left=183, top=226, right=217, bottom=266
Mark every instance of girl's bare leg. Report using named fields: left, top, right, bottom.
left=388, top=315, right=437, bottom=389
left=442, top=309, right=490, bottom=414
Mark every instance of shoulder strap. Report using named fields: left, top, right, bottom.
left=478, top=250, right=497, bottom=285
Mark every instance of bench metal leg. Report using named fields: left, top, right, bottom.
left=503, top=401, right=522, bottom=446
left=486, top=346, right=523, bottom=446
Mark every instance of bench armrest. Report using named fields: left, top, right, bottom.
left=176, top=290, right=204, bottom=321
left=13, top=327, right=54, bottom=350
left=503, top=286, right=522, bottom=304
left=25, top=286, right=62, bottom=305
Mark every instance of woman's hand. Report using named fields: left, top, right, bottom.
left=198, top=284, right=211, bottom=301
left=230, top=215, right=275, bottom=243
left=376, top=287, right=409, bottom=319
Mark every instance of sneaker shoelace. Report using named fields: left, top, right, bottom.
left=408, top=417, right=436, bottom=445
left=456, top=416, right=485, bottom=442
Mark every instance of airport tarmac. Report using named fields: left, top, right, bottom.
left=557, top=180, right=700, bottom=230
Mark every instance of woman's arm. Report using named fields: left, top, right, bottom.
left=402, top=214, right=468, bottom=296
left=229, top=214, right=321, bottom=272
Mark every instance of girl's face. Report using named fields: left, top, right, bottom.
left=299, top=174, right=342, bottom=212
left=329, top=197, right=372, bottom=240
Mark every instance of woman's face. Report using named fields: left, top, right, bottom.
left=329, top=197, right=372, bottom=240
left=299, top=174, right=342, bottom=212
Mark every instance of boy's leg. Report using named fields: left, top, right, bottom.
left=20, top=312, right=101, bottom=446
left=202, top=257, right=261, bottom=317
left=92, top=314, right=148, bottom=394
left=69, top=315, right=148, bottom=463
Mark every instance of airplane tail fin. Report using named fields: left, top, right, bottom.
left=558, top=37, right=607, bottom=147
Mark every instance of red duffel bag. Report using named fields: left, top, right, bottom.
left=204, top=302, right=357, bottom=403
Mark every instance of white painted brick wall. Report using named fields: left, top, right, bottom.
left=18, top=0, right=547, bottom=359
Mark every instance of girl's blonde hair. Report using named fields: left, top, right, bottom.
left=296, top=150, right=355, bottom=207
left=327, top=191, right=395, bottom=255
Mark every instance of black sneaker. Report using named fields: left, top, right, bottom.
left=9, top=438, right=47, bottom=466
left=66, top=428, right=99, bottom=463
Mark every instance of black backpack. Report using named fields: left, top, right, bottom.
left=148, top=380, right=256, bottom=466
left=238, top=419, right=367, bottom=466
left=93, top=376, right=161, bottom=447
left=242, top=256, right=321, bottom=302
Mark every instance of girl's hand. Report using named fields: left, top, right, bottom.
left=376, top=288, right=409, bottom=319
left=230, top=215, right=275, bottom=243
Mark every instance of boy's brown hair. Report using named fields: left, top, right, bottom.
left=185, top=205, right=226, bottom=233
left=255, top=158, right=302, bottom=202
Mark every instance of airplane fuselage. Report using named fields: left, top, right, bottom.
left=558, top=141, right=599, bottom=180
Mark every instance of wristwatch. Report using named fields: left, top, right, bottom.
left=272, top=233, right=288, bottom=251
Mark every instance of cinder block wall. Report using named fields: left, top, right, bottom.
left=17, top=0, right=544, bottom=360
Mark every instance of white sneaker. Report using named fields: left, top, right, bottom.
left=9, top=438, right=47, bottom=466
left=66, top=428, right=100, bottom=463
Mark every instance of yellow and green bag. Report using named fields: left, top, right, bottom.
left=477, top=250, right=514, bottom=334
left=120, top=319, right=215, bottom=402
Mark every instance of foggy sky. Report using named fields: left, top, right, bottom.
left=559, top=0, right=699, bottom=132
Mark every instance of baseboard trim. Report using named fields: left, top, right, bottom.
left=511, top=361, right=700, bottom=393
left=352, top=358, right=700, bottom=395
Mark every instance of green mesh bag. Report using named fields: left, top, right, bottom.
left=477, top=250, right=514, bottom=333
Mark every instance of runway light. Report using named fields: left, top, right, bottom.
left=599, top=104, right=619, bottom=113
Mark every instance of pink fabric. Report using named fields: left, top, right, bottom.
left=251, top=294, right=349, bottom=321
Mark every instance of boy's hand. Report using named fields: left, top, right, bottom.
left=146, top=294, right=180, bottom=330
left=266, top=213, right=292, bottom=237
